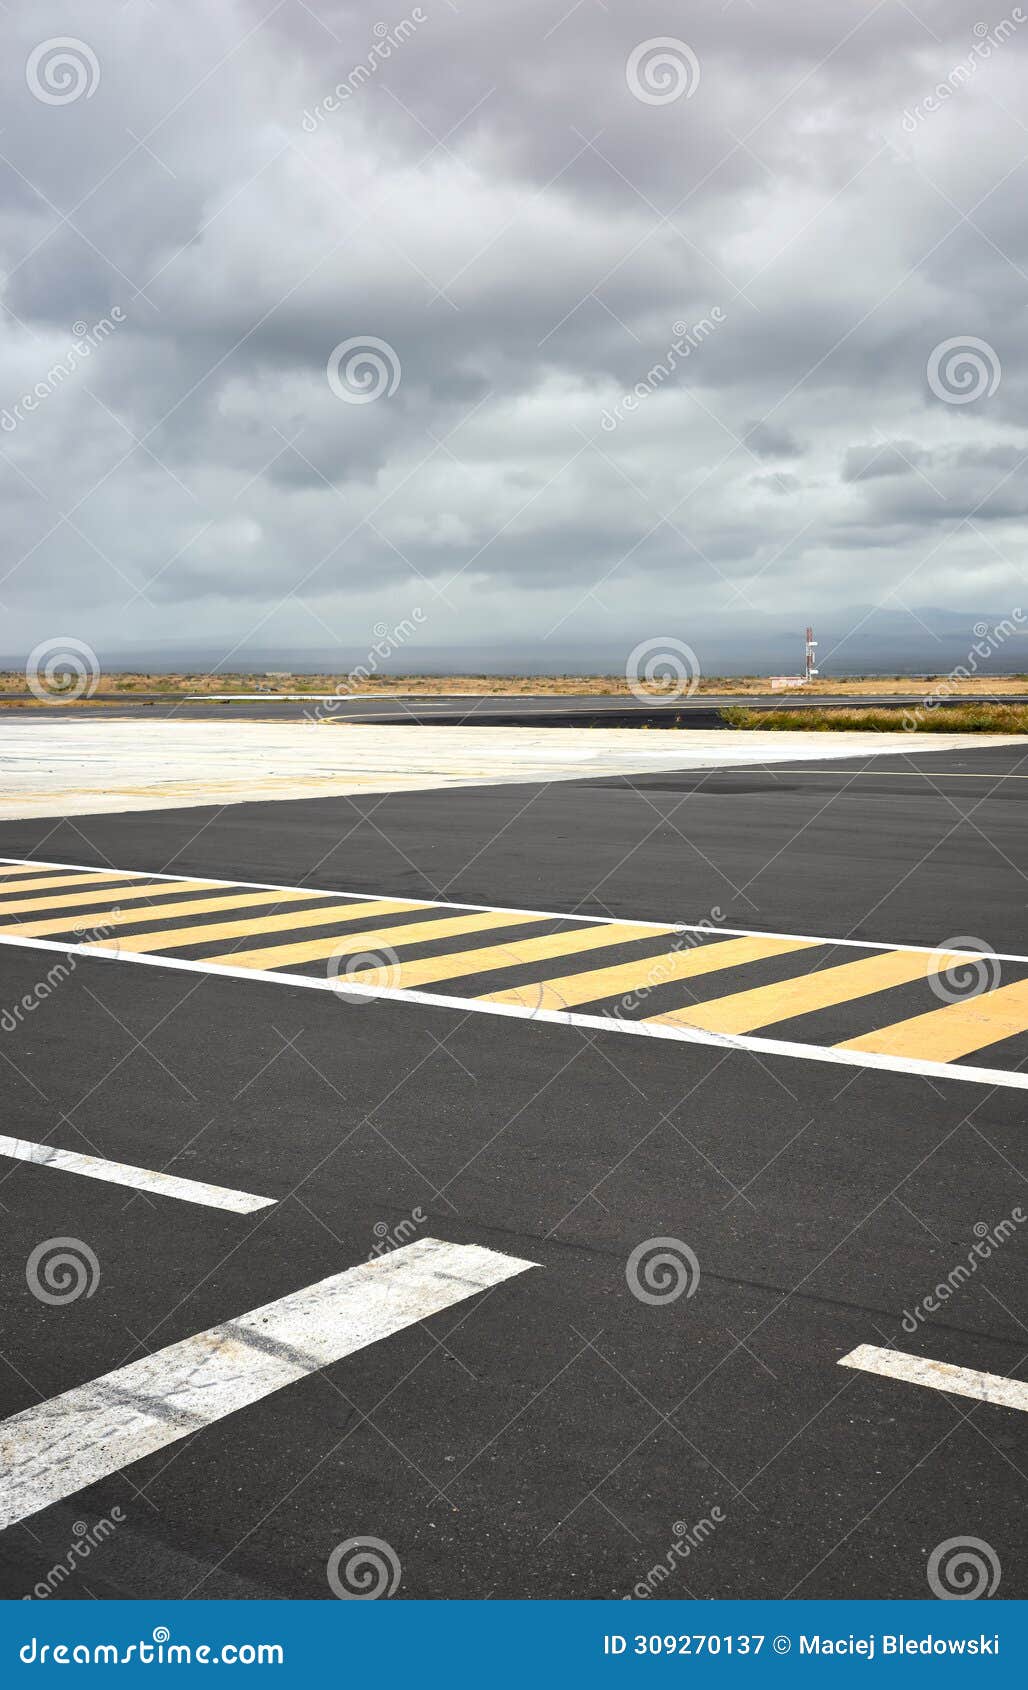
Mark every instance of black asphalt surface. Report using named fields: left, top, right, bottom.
left=3, top=690, right=1026, bottom=726
left=0, top=745, right=1025, bottom=1601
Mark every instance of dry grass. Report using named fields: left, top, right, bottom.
left=2, top=670, right=1028, bottom=702
left=721, top=704, right=1028, bottom=733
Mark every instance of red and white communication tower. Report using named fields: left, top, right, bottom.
left=804, top=625, right=819, bottom=683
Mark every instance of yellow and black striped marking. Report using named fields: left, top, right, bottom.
left=0, top=857, right=1025, bottom=1089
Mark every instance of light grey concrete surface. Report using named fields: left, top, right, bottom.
left=0, top=719, right=1021, bottom=818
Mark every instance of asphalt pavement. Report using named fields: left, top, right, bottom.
left=0, top=744, right=1025, bottom=1600
left=2, top=691, right=1025, bottom=726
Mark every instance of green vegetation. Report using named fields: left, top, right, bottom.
left=720, top=705, right=1028, bottom=733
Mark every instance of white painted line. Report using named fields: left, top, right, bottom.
left=0, top=930, right=1024, bottom=1090
left=0, top=856, right=1024, bottom=961
left=713, top=769, right=1028, bottom=781
left=839, top=1344, right=1028, bottom=1412
left=0, top=1237, right=537, bottom=1530
left=0, top=1135, right=274, bottom=1215
left=181, top=692, right=527, bottom=699
left=185, top=693, right=358, bottom=701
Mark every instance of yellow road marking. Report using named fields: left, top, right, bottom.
left=837, top=978, right=1028, bottom=1062
left=477, top=934, right=816, bottom=1010
left=645, top=948, right=962, bottom=1035
left=208, top=909, right=547, bottom=971
left=0, top=879, right=222, bottom=917
left=0, top=863, right=78, bottom=877
left=0, top=887, right=327, bottom=940
left=343, top=921, right=673, bottom=991
left=0, top=871, right=136, bottom=897
left=94, top=898, right=421, bottom=954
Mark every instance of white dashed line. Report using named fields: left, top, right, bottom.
left=0, top=1237, right=538, bottom=1530
left=839, top=1344, right=1028, bottom=1412
left=0, top=1134, right=275, bottom=1214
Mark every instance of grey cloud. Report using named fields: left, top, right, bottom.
left=1, top=0, right=1027, bottom=668
left=750, top=472, right=802, bottom=495
left=842, top=442, right=927, bottom=481
left=745, top=421, right=804, bottom=459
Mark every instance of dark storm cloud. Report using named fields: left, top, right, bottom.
left=842, top=442, right=928, bottom=481
left=1, top=0, right=1027, bottom=667
left=745, top=422, right=804, bottom=460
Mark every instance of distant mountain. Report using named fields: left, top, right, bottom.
left=3, top=607, right=1025, bottom=676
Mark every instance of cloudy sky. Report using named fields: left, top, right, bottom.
left=1, top=0, right=1026, bottom=674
